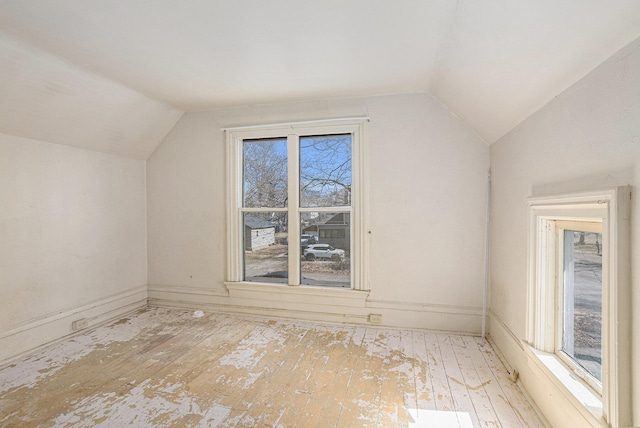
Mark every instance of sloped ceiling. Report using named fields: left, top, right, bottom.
left=1, top=1, right=639, bottom=157
left=0, top=32, right=182, bottom=159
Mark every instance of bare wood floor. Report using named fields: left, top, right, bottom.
left=0, top=308, right=543, bottom=427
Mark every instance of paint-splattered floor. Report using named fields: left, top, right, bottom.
left=0, top=307, right=543, bottom=427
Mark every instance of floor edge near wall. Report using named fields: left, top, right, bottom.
left=0, top=286, right=148, bottom=366
left=487, top=312, right=604, bottom=428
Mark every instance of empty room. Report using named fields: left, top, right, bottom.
left=1, top=1, right=638, bottom=427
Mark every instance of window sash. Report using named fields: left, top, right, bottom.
left=555, top=221, right=603, bottom=394
left=226, top=119, right=368, bottom=290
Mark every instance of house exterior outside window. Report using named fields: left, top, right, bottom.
left=318, top=213, right=350, bottom=250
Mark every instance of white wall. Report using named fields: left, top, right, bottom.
left=490, top=37, right=640, bottom=426
left=0, top=134, right=148, bottom=363
left=147, top=93, right=490, bottom=333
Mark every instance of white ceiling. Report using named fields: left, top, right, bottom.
left=1, top=0, right=639, bottom=157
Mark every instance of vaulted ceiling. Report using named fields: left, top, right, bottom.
left=1, top=1, right=639, bottom=158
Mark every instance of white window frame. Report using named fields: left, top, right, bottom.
left=224, top=118, right=369, bottom=290
left=527, top=187, right=631, bottom=426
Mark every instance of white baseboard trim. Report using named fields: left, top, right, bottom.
left=148, top=283, right=483, bottom=334
left=367, top=299, right=483, bottom=334
left=0, top=285, right=147, bottom=365
left=488, top=311, right=603, bottom=428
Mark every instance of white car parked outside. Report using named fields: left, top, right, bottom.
left=303, top=244, right=345, bottom=261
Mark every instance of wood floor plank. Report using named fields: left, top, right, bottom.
left=48, top=311, right=235, bottom=427
left=376, top=328, right=420, bottom=426
left=377, top=329, right=403, bottom=427
left=437, top=333, right=479, bottom=427
left=0, top=308, right=544, bottom=428
left=450, top=335, right=501, bottom=427
left=233, top=322, right=321, bottom=426
left=424, top=332, right=457, bottom=413
left=461, top=336, right=524, bottom=428
left=336, top=327, right=386, bottom=427
left=310, top=325, right=361, bottom=428
left=214, top=319, right=311, bottom=426
left=411, top=330, right=438, bottom=424
left=0, top=308, right=201, bottom=426
left=276, top=324, right=353, bottom=426
left=182, top=316, right=262, bottom=400
left=399, top=329, right=418, bottom=411
left=474, top=337, right=544, bottom=428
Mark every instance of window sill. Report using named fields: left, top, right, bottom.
left=523, top=342, right=605, bottom=426
left=224, top=281, right=369, bottom=307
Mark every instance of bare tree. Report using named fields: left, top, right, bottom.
left=242, top=135, right=352, bottom=228
left=299, top=135, right=352, bottom=207
left=243, top=140, right=288, bottom=208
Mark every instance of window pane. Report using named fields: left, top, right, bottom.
left=243, top=212, right=288, bottom=283
left=243, top=138, right=288, bottom=208
left=301, top=212, right=350, bottom=288
left=563, top=230, right=602, bottom=382
left=300, top=134, right=351, bottom=208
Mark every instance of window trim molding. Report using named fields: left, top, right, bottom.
left=224, top=118, right=369, bottom=291
left=526, top=187, right=631, bottom=426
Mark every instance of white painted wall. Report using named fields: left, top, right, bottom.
left=0, top=133, right=148, bottom=362
left=490, top=37, right=640, bottom=426
left=147, top=93, right=490, bottom=332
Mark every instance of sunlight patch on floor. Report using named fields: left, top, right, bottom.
left=408, top=408, right=474, bottom=428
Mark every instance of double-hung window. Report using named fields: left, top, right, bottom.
left=527, top=187, right=631, bottom=426
left=225, top=119, right=368, bottom=290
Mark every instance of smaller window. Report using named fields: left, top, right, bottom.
left=527, top=187, right=631, bottom=426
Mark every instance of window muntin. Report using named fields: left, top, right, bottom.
left=557, top=224, right=603, bottom=389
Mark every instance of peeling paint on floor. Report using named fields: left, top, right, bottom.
left=0, top=308, right=543, bottom=427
